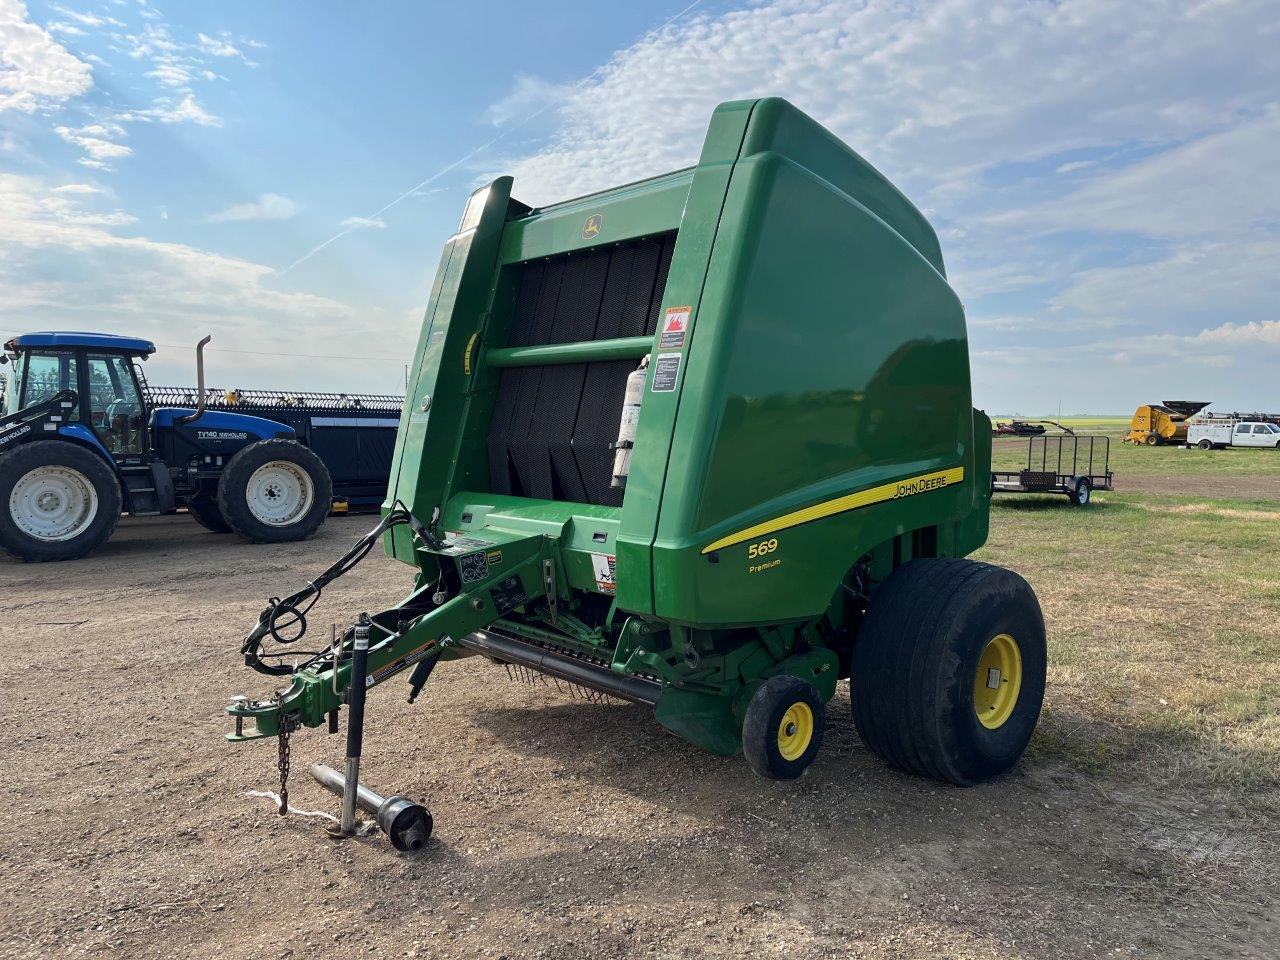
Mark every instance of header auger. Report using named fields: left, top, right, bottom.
left=229, top=97, right=1046, bottom=847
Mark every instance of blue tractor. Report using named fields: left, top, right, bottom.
left=0, top=332, right=333, bottom=561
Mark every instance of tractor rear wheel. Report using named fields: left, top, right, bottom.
left=742, top=675, right=825, bottom=780
left=217, top=439, right=332, bottom=544
left=0, top=440, right=121, bottom=561
left=850, top=558, right=1045, bottom=786
left=186, top=494, right=231, bottom=533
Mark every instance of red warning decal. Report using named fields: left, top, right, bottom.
left=660, top=306, right=691, bottom=349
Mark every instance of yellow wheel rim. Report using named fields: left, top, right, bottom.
left=777, top=702, right=814, bottom=761
left=973, top=633, right=1023, bottom=730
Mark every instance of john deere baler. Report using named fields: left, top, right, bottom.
left=232, top=98, right=1045, bottom=812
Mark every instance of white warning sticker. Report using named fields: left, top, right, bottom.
left=590, top=553, right=617, bottom=594
left=651, top=353, right=681, bottom=392
left=660, top=306, right=691, bottom=349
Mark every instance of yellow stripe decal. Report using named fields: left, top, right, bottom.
left=702, top=466, right=965, bottom=555
left=463, top=332, right=479, bottom=375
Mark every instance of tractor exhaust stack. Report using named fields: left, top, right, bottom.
left=174, top=335, right=212, bottom=426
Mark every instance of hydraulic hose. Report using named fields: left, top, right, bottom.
left=240, top=501, right=432, bottom=675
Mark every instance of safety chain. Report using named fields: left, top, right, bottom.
left=274, top=691, right=291, bottom=815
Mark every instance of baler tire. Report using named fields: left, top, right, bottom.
left=185, top=495, right=231, bottom=533
left=217, top=439, right=332, bottom=544
left=850, top=558, right=1045, bottom=786
left=1144, top=434, right=1159, bottom=446
left=0, top=440, right=121, bottom=562
left=742, top=675, right=825, bottom=780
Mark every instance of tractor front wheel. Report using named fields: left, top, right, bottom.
left=217, top=439, right=332, bottom=544
left=0, top=440, right=121, bottom=561
left=742, top=675, right=825, bottom=780
left=851, top=558, right=1046, bottom=786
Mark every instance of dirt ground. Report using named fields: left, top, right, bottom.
left=1, top=515, right=1277, bottom=960
left=1116, top=473, right=1280, bottom=500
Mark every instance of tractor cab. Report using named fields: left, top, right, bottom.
left=2, top=332, right=154, bottom=465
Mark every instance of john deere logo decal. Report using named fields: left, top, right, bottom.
left=582, top=214, right=602, bottom=240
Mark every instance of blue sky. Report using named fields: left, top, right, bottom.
left=1, top=0, right=1277, bottom=413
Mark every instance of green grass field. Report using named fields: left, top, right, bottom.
left=980, top=488, right=1280, bottom=814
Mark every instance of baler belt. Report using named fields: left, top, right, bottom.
left=488, top=232, right=675, bottom=506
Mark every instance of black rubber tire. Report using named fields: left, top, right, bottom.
left=185, top=494, right=231, bottom=533
left=1198, top=439, right=1213, bottom=450
left=1068, top=477, right=1092, bottom=506
left=1144, top=434, right=1159, bottom=446
left=742, top=675, right=826, bottom=780
left=850, top=558, right=1046, bottom=786
left=216, top=439, right=332, bottom=544
left=0, top=440, right=121, bottom=562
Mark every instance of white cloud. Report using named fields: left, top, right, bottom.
left=1194, top=320, right=1280, bottom=347
left=0, top=0, right=93, bottom=113
left=52, top=181, right=101, bottom=193
left=77, top=121, right=124, bottom=138
left=485, top=75, right=572, bottom=126
left=208, top=193, right=299, bottom=223
left=340, top=216, right=387, bottom=230
left=486, top=0, right=1279, bottom=412
left=0, top=173, right=393, bottom=388
left=145, top=58, right=192, bottom=87
left=51, top=7, right=123, bottom=28
left=116, top=92, right=221, bottom=126
left=1052, top=237, right=1280, bottom=328
left=157, top=92, right=219, bottom=125
left=55, top=123, right=132, bottom=162
left=196, top=32, right=239, bottom=58
left=1003, top=111, right=1280, bottom=240
left=496, top=0, right=1280, bottom=207
left=47, top=21, right=86, bottom=36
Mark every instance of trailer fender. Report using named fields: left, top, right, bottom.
left=1068, top=475, right=1092, bottom=506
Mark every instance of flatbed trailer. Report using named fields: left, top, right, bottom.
left=992, top=433, right=1112, bottom=505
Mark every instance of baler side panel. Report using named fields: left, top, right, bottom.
left=651, top=105, right=974, bottom=626
left=385, top=179, right=514, bottom=564
left=614, top=99, right=758, bottom=617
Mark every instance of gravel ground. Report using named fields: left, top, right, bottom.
left=1, top=515, right=1276, bottom=960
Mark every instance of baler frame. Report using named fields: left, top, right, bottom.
left=228, top=98, right=1047, bottom=847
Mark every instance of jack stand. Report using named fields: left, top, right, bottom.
left=312, top=763, right=432, bottom=851
left=338, top=613, right=371, bottom=836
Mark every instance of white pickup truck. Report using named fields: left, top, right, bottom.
left=1187, top=420, right=1280, bottom=449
